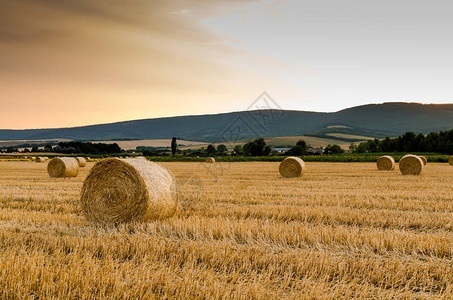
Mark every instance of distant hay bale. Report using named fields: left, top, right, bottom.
left=75, top=157, right=87, bottom=167
left=419, top=156, right=427, bottom=165
left=279, top=156, right=306, bottom=178
left=80, top=158, right=177, bottom=224
left=449, top=156, right=453, bottom=166
left=399, top=155, right=424, bottom=175
left=377, top=156, right=395, bottom=170
left=35, top=157, right=46, bottom=163
left=205, top=157, right=215, bottom=163
left=47, top=157, right=79, bottom=178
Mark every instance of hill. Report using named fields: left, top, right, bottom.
left=1, top=102, right=453, bottom=142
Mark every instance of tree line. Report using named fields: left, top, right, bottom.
left=350, top=129, right=453, bottom=154
left=50, top=142, right=123, bottom=154
left=167, top=138, right=344, bottom=157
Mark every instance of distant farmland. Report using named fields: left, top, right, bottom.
left=98, top=136, right=363, bottom=151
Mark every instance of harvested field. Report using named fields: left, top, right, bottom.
left=0, top=161, right=452, bottom=298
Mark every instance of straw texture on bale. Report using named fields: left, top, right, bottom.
left=399, top=155, right=424, bottom=175
left=376, top=156, right=395, bottom=170
left=75, top=157, right=87, bottom=167
left=279, top=157, right=306, bottom=178
left=205, top=157, right=215, bottom=163
left=81, top=158, right=177, bottom=224
left=449, top=156, right=453, bottom=166
left=419, top=156, right=427, bottom=165
left=35, top=157, right=46, bottom=163
left=47, top=157, right=79, bottom=178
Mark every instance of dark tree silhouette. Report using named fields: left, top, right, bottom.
left=171, top=137, right=177, bottom=156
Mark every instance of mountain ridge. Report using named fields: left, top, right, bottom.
left=1, top=102, right=453, bottom=142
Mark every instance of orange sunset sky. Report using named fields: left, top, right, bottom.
left=1, top=0, right=453, bottom=129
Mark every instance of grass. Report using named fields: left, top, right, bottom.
left=0, top=160, right=452, bottom=298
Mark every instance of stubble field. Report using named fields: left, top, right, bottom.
left=0, top=160, right=452, bottom=299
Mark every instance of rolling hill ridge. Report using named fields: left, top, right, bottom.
left=1, top=102, right=453, bottom=142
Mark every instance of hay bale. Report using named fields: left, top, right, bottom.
left=377, top=156, right=395, bottom=170
left=419, top=156, right=427, bottom=165
left=279, top=156, right=306, bottom=178
left=35, top=157, right=46, bottom=163
left=399, top=155, right=424, bottom=175
left=205, top=157, right=215, bottom=163
left=80, top=158, right=177, bottom=224
left=449, top=156, right=453, bottom=166
left=47, top=157, right=79, bottom=178
left=75, top=157, right=87, bottom=167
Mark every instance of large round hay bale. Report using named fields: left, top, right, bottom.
left=80, top=158, right=177, bottom=224
left=377, top=156, right=395, bottom=170
left=279, top=156, right=306, bottom=178
left=399, top=155, right=424, bottom=175
left=35, top=157, right=46, bottom=163
left=75, top=157, right=87, bottom=167
left=419, top=156, right=427, bottom=165
left=449, top=156, right=453, bottom=166
left=47, top=157, right=79, bottom=178
left=205, top=157, right=215, bottom=163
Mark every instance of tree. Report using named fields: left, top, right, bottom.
left=217, top=144, right=228, bottom=154
left=6, top=147, right=18, bottom=153
left=287, top=140, right=308, bottom=156
left=286, top=145, right=305, bottom=156
left=31, top=146, right=39, bottom=152
left=243, top=138, right=266, bottom=156
left=171, top=137, right=177, bottom=156
left=44, top=144, right=53, bottom=152
left=296, top=140, right=308, bottom=153
left=233, top=145, right=243, bottom=155
left=263, top=146, right=271, bottom=156
left=324, top=144, right=344, bottom=154
left=206, top=144, right=216, bottom=155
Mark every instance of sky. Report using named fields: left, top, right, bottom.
left=1, top=0, right=453, bottom=129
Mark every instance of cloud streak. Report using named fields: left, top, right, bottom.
left=0, top=0, right=269, bottom=129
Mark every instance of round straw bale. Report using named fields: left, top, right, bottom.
left=419, top=156, right=427, bottom=165
left=399, top=155, right=424, bottom=175
left=376, top=156, right=395, bottom=170
left=205, top=157, right=215, bottom=163
left=75, top=157, right=87, bottom=167
left=449, top=156, right=453, bottom=166
left=35, top=157, right=46, bottom=163
left=47, top=157, right=79, bottom=178
left=279, top=156, right=306, bottom=178
left=80, top=158, right=177, bottom=224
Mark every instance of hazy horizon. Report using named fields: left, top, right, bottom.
left=2, top=0, right=453, bottom=129
left=1, top=101, right=452, bottom=131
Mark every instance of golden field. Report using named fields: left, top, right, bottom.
left=0, top=160, right=452, bottom=299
